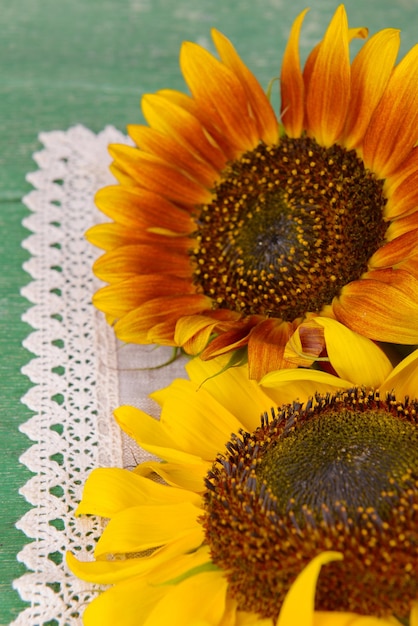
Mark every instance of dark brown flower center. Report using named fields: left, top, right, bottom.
left=191, top=137, right=387, bottom=320
left=201, top=390, right=418, bottom=620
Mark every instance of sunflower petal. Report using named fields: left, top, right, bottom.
left=378, top=348, right=418, bottom=399
left=109, top=144, right=212, bottom=205
left=94, top=502, right=201, bottom=557
left=94, top=185, right=194, bottom=231
left=141, top=91, right=227, bottom=170
left=174, top=314, right=231, bottom=356
left=313, top=612, right=403, bottom=625
left=91, top=275, right=196, bottom=318
left=211, top=28, right=279, bottom=144
left=66, top=533, right=207, bottom=584
left=277, top=551, right=343, bottom=626
left=128, top=124, right=219, bottom=189
left=334, top=268, right=418, bottom=343
left=312, top=317, right=393, bottom=386
left=247, top=318, right=297, bottom=379
left=344, top=29, right=400, bottom=149
left=385, top=148, right=418, bottom=219
left=180, top=41, right=259, bottom=151
left=280, top=8, right=309, bottom=137
left=75, top=468, right=200, bottom=518
left=113, top=294, right=212, bottom=344
left=260, top=368, right=353, bottom=407
left=134, top=459, right=209, bottom=492
left=369, top=229, right=418, bottom=269
left=143, top=571, right=228, bottom=626
left=305, top=6, right=350, bottom=146
left=81, top=575, right=167, bottom=626
left=362, top=43, right=418, bottom=177
left=92, top=241, right=192, bottom=283
left=185, top=357, right=276, bottom=433
left=151, top=378, right=245, bottom=458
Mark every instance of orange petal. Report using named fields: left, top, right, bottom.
left=153, top=89, right=240, bottom=162
left=114, top=294, right=213, bottom=344
left=384, top=148, right=418, bottom=219
left=334, top=268, right=418, bottom=343
left=280, top=8, right=309, bottom=138
left=141, top=91, right=227, bottom=171
left=174, top=310, right=240, bottom=355
left=86, top=223, right=169, bottom=251
left=180, top=40, right=259, bottom=152
left=343, top=29, right=400, bottom=149
left=94, top=185, right=194, bottom=231
left=369, top=228, right=418, bottom=269
left=200, top=315, right=263, bottom=360
left=385, top=210, right=418, bottom=240
left=109, top=144, right=212, bottom=206
left=305, top=5, right=351, bottom=146
left=211, top=29, right=279, bottom=145
left=362, top=43, right=418, bottom=178
left=92, top=275, right=196, bottom=318
left=109, top=160, right=138, bottom=187
left=92, top=242, right=192, bottom=283
left=283, top=317, right=325, bottom=367
left=247, top=318, right=298, bottom=379
left=128, top=124, right=219, bottom=189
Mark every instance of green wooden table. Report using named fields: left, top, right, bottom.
left=1, top=0, right=418, bottom=623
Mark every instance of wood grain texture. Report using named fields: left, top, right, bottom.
left=1, top=0, right=418, bottom=623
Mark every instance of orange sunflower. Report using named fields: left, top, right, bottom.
left=89, top=5, right=418, bottom=379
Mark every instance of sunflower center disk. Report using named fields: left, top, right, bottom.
left=202, top=392, right=418, bottom=619
left=191, top=137, right=387, bottom=319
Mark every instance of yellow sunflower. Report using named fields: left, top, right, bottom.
left=68, top=335, right=418, bottom=625
left=88, top=5, right=418, bottom=380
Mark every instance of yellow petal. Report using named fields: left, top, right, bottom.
left=378, top=348, right=418, bottom=399
left=67, top=532, right=207, bottom=585
left=312, top=317, right=393, bottom=386
left=151, top=378, right=246, bottom=458
left=94, top=501, right=202, bottom=557
left=143, top=570, right=228, bottom=626
left=82, top=575, right=167, bottom=626
left=411, top=603, right=418, bottom=626
left=114, top=406, right=209, bottom=466
left=313, top=612, right=403, bottom=625
left=75, top=467, right=200, bottom=518
left=260, top=368, right=352, bottom=407
left=277, top=551, right=343, bottom=626
left=134, top=459, right=209, bottom=492
left=174, top=314, right=225, bottom=355
left=185, top=357, right=276, bottom=433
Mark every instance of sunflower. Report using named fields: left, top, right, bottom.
left=68, top=338, right=418, bottom=625
left=88, top=5, right=418, bottom=379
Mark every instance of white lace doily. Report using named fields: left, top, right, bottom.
left=15, top=125, right=188, bottom=626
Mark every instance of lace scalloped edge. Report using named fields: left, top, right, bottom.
left=13, top=125, right=129, bottom=626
